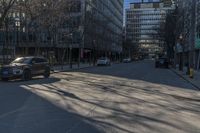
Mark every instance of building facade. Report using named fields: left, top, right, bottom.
left=174, top=0, right=199, bottom=70
left=0, top=0, right=124, bottom=64
left=84, top=0, right=123, bottom=59
left=195, top=0, right=200, bottom=69
left=125, top=1, right=175, bottom=58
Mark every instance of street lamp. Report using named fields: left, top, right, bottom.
left=69, top=33, right=73, bottom=69
left=15, top=18, right=20, bottom=58
left=179, top=35, right=183, bottom=40
left=92, top=39, right=96, bottom=66
left=78, top=26, right=84, bottom=68
left=179, top=34, right=184, bottom=71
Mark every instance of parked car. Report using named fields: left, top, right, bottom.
left=155, top=57, right=169, bottom=68
left=97, top=57, right=111, bottom=66
left=123, top=58, right=132, bottom=63
left=0, top=56, right=50, bottom=81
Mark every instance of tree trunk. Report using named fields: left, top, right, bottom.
left=78, top=48, right=81, bottom=68
left=61, top=48, right=67, bottom=70
left=197, top=51, right=200, bottom=70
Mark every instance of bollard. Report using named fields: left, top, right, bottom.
left=189, top=67, right=194, bottom=79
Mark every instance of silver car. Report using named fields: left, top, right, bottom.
left=97, top=57, right=111, bottom=66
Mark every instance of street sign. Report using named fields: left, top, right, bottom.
left=195, top=37, right=200, bottom=49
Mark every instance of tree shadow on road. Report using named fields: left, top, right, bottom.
left=2, top=60, right=200, bottom=133
left=0, top=81, right=103, bottom=133
left=19, top=74, right=200, bottom=133
left=72, top=61, right=198, bottom=91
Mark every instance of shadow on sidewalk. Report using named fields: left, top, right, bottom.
left=0, top=79, right=103, bottom=133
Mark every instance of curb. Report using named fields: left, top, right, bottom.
left=170, top=68, right=200, bottom=90
left=51, top=62, right=123, bottom=74
left=52, top=65, right=94, bottom=74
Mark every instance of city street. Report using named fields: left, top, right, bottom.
left=0, top=60, right=200, bottom=133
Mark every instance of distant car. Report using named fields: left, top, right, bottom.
left=0, top=56, right=50, bottom=81
left=133, top=57, right=139, bottom=61
left=155, top=57, right=169, bottom=68
left=97, top=57, right=111, bottom=66
left=123, top=58, right=132, bottom=63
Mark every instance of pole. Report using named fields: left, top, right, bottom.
left=69, top=47, right=72, bottom=69
left=89, top=51, right=92, bottom=66
left=197, top=50, right=200, bottom=70
left=78, top=47, right=80, bottom=68
left=179, top=53, right=183, bottom=71
left=2, top=23, right=5, bottom=65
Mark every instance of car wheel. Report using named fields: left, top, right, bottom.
left=44, top=68, right=50, bottom=78
left=2, top=78, right=9, bottom=81
left=23, top=70, right=31, bottom=81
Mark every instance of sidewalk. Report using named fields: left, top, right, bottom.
left=171, top=67, right=200, bottom=90
left=52, top=63, right=92, bottom=73
left=52, top=61, right=122, bottom=73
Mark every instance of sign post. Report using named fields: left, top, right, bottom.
left=195, top=35, right=200, bottom=70
left=195, top=37, right=200, bottom=49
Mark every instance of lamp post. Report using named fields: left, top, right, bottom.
left=179, top=34, right=184, bottom=71
left=15, top=18, right=20, bottom=57
left=92, top=39, right=96, bottom=66
left=69, top=33, right=73, bottom=69
left=78, top=26, right=84, bottom=68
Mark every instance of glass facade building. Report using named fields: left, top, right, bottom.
left=0, top=0, right=124, bottom=63
left=84, top=0, right=124, bottom=53
left=126, top=1, right=175, bottom=57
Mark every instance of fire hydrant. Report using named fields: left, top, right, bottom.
left=189, top=66, right=194, bottom=79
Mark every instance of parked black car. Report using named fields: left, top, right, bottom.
left=0, top=57, right=50, bottom=81
left=155, top=57, right=169, bottom=68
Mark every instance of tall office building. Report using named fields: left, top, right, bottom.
left=84, top=0, right=124, bottom=56
left=125, top=0, right=175, bottom=58
left=0, top=0, right=124, bottom=63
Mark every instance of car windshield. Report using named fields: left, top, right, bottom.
left=12, top=57, right=31, bottom=64
left=99, top=57, right=107, bottom=60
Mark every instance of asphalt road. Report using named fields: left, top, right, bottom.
left=0, top=60, right=200, bottom=133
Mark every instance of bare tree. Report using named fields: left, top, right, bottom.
left=0, top=0, right=17, bottom=64
left=0, top=0, right=16, bottom=28
left=20, top=0, right=77, bottom=62
left=164, top=10, right=177, bottom=60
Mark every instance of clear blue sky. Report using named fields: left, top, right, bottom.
left=124, top=0, right=139, bottom=9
